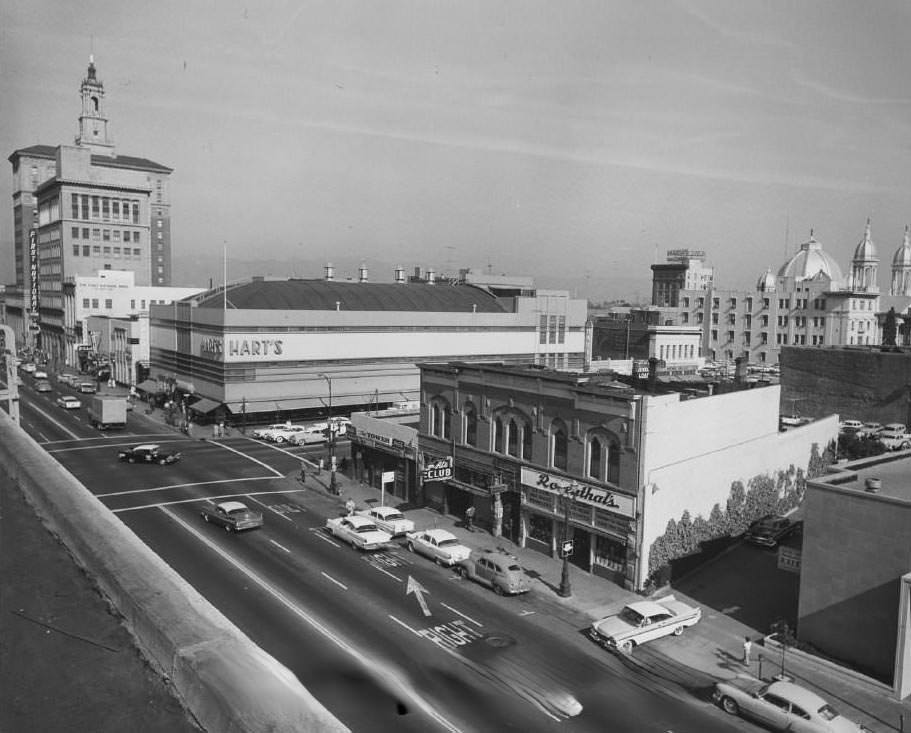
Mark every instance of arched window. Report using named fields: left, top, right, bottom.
left=463, top=402, right=477, bottom=446
left=589, top=436, right=602, bottom=479
left=91, top=95, right=99, bottom=113
left=551, top=420, right=568, bottom=470
left=507, top=418, right=519, bottom=456
left=429, top=398, right=451, bottom=439
left=493, top=416, right=504, bottom=453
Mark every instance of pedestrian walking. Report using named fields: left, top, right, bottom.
left=345, top=498, right=356, bottom=516
left=317, top=457, right=324, bottom=475
left=219, top=420, right=225, bottom=437
left=742, top=636, right=752, bottom=664
left=465, top=505, right=476, bottom=532
left=212, top=423, right=219, bottom=439
left=299, top=462, right=307, bottom=483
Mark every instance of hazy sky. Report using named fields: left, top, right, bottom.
left=3, top=1, right=911, bottom=300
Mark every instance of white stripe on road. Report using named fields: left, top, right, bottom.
left=43, top=432, right=178, bottom=445
left=247, top=494, right=296, bottom=521
left=388, top=614, right=423, bottom=637
left=440, top=603, right=483, bottom=628
left=159, top=506, right=461, bottom=733
left=110, top=488, right=306, bottom=513
left=25, top=402, right=81, bottom=440
left=368, top=564, right=402, bottom=583
left=310, top=528, right=341, bottom=548
left=98, top=476, right=274, bottom=498
left=321, top=572, right=348, bottom=590
left=208, top=440, right=285, bottom=477
left=269, top=539, right=291, bottom=554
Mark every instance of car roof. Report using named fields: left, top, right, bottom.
left=217, top=501, right=249, bottom=512
left=371, top=506, right=402, bottom=517
left=765, top=680, right=828, bottom=710
left=60, top=395, right=78, bottom=400
left=132, top=444, right=160, bottom=450
left=625, top=600, right=678, bottom=617
left=422, top=528, right=457, bottom=541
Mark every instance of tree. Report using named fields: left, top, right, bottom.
left=883, top=307, right=898, bottom=347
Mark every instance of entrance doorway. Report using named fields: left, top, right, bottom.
left=570, top=527, right=591, bottom=572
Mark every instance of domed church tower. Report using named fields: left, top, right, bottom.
left=849, top=218, right=879, bottom=292
left=75, top=54, right=114, bottom=155
left=891, top=225, right=911, bottom=296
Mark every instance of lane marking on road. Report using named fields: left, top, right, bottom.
left=519, top=610, right=536, bottom=617
left=48, top=436, right=191, bottom=452
left=111, top=488, right=306, bottom=513
left=440, top=603, right=482, bottom=628
left=321, top=572, right=348, bottom=590
left=207, top=441, right=285, bottom=477
left=42, top=431, right=177, bottom=445
left=98, top=476, right=275, bottom=498
left=25, top=402, right=81, bottom=440
left=38, top=430, right=50, bottom=441
left=388, top=614, right=423, bottom=637
left=159, top=506, right=462, bottom=733
left=269, top=539, right=291, bottom=554
left=310, top=528, right=341, bottom=547
left=248, top=494, right=296, bottom=521
left=361, top=557, right=402, bottom=583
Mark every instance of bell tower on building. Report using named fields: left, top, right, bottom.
left=75, top=55, right=115, bottom=155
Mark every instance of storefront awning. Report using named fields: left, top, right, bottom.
left=136, top=379, right=164, bottom=393
left=189, top=397, right=221, bottom=414
left=225, top=397, right=322, bottom=414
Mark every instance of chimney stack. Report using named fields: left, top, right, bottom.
left=427, top=268, right=436, bottom=284
left=394, top=265, right=405, bottom=284
left=358, top=262, right=368, bottom=283
left=324, top=262, right=335, bottom=281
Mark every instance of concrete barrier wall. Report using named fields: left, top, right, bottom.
left=0, top=411, right=347, bottom=733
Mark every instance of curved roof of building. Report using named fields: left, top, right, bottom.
left=893, top=226, right=911, bottom=267
left=193, top=278, right=509, bottom=312
left=756, top=267, right=777, bottom=292
left=777, top=231, right=844, bottom=284
left=852, top=219, right=878, bottom=262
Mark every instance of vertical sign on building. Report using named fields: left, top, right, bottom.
left=29, top=229, right=39, bottom=312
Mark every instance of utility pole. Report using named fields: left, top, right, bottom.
left=319, top=373, right=337, bottom=494
left=558, top=490, right=573, bottom=598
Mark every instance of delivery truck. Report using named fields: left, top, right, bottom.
left=87, top=395, right=128, bottom=430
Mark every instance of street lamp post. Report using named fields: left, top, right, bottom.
left=319, top=373, right=337, bottom=494
left=558, top=491, right=573, bottom=598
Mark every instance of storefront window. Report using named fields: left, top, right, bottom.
left=527, top=513, right=553, bottom=545
left=593, top=534, right=626, bottom=572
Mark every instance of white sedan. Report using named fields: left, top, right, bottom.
left=325, top=515, right=391, bottom=551
left=590, top=595, right=702, bottom=653
left=405, top=529, right=471, bottom=566
left=356, top=506, right=414, bottom=537
left=268, top=425, right=309, bottom=443
left=56, top=395, right=82, bottom=410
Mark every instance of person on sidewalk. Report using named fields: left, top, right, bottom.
left=345, top=498, right=356, bottom=516
left=299, top=462, right=307, bottom=483
left=465, top=505, right=476, bottom=532
left=742, top=636, right=752, bottom=664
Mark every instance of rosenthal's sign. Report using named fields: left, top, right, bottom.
left=421, top=456, right=453, bottom=483
left=520, top=467, right=635, bottom=517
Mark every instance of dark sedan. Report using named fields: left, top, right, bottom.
left=744, top=515, right=796, bottom=548
left=200, top=501, right=263, bottom=532
left=117, top=443, right=182, bottom=465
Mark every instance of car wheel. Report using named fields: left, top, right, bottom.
left=128, top=456, right=135, bottom=464
left=224, top=524, right=232, bottom=533
left=457, top=566, right=469, bottom=579
left=673, top=625, right=684, bottom=636
left=902, top=442, right=910, bottom=450
left=407, top=542, right=415, bottom=553
left=619, top=639, right=635, bottom=654
left=493, top=584, right=505, bottom=596
left=202, top=514, right=209, bottom=522
left=275, top=436, right=285, bottom=443
left=434, top=557, right=443, bottom=566
left=720, top=696, right=739, bottom=716
left=159, top=458, right=167, bottom=465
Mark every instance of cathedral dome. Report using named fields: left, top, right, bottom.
left=893, top=226, right=911, bottom=267
left=756, top=268, right=777, bottom=292
left=777, top=230, right=844, bottom=285
left=852, top=218, right=878, bottom=262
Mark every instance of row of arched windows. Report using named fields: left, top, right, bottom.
left=428, top=397, right=621, bottom=483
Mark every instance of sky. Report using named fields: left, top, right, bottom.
left=3, top=0, right=911, bottom=301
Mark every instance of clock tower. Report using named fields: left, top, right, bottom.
left=75, top=55, right=115, bottom=155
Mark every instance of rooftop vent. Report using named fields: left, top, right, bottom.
left=394, top=265, right=405, bottom=284
left=864, top=477, right=881, bottom=493
left=324, top=263, right=335, bottom=281
left=358, top=263, right=368, bottom=283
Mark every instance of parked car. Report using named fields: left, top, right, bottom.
left=33, top=369, right=48, bottom=380
left=713, top=678, right=872, bottom=732
left=57, top=373, right=75, bottom=386
left=355, top=506, right=414, bottom=537
left=838, top=419, right=863, bottom=434
left=117, top=443, right=182, bottom=465
left=78, top=381, right=97, bottom=394
left=251, top=423, right=292, bottom=440
left=455, top=550, right=529, bottom=595
left=325, top=515, right=391, bottom=551
left=857, top=422, right=884, bottom=439
left=291, top=428, right=327, bottom=446
left=405, top=528, right=471, bottom=566
left=267, top=424, right=309, bottom=443
left=877, top=428, right=911, bottom=451
left=200, top=501, right=263, bottom=532
left=56, top=395, right=82, bottom=410
left=883, top=422, right=907, bottom=433
left=589, top=595, right=702, bottom=653
left=744, top=515, right=797, bottom=547
left=19, top=362, right=36, bottom=373
left=779, top=414, right=803, bottom=428
left=34, top=380, right=52, bottom=392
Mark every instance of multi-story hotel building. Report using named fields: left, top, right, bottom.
left=649, top=222, right=910, bottom=364
left=5, top=57, right=173, bottom=365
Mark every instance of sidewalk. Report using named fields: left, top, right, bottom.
left=317, top=466, right=911, bottom=733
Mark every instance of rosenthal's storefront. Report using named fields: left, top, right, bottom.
left=519, top=467, right=637, bottom=587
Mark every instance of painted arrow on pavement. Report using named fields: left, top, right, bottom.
left=406, top=575, right=432, bottom=617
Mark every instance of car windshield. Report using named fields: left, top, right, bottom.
left=437, top=538, right=459, bottom=548
left=227, top=508, right=247, bottom=516
left=506, top=563, right=521, bottom=571
left=817, top=704, right=839, bottom=721
left=357, top=524, right=379, bottom=533
left=619, top=607, right=645, bottom=625
left=384, top=512, right=405, bottom=521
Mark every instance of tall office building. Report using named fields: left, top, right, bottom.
left=6, top=56, right=173, bottom=365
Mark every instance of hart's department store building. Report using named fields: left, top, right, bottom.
left=147, top=272, right=587, bottom=422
